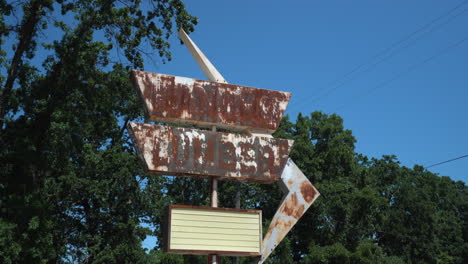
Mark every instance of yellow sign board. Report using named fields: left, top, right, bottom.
left=166, top=205, right=262, bottom=256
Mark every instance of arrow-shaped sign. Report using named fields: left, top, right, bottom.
left=127, top=29, right=320, bottom=263
left=259, top=159, right=319, bottom=263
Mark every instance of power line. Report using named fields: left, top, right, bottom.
left=334, top=35, right=468, bottom=111
left=318, top=8, right=467, bottom=103
left=311, top=2, right=468, bottom=104
left=327, top=0, right=468, bottom=89
left=425, top=154, right=468, bottom=169
left=288, top=0, right=468, bottom=112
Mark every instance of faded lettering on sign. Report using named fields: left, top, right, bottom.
left=128, top=122, right=293, bottom=183
left=131, top=71, right=291, bottom=133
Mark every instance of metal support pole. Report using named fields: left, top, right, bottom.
left=178, top=29, right=227, bottom=83
left=235, top=181, right=240, bottom=264
left=235, top=182, right=241, bottom=209
left=210, top=176, right=218, bottom=208
left=208, top=254, right=219, bottom=264
left=209, top=125, right=219, bottom=263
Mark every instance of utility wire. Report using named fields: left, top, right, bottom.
left=288, top=0, right=468, bottom=112
left=326, top=0, right=468, bottom=89
left=311, top=1, right=468, bottom=103
left=318, top=8, right=467, bottom=104
left=425, top=154, right=468, bottom=169
left=334, top=35, right=468, bottom=111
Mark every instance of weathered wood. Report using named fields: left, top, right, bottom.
left=131, top=71, right=291, bottom=134
left=128, top=122, right=293, bottom=183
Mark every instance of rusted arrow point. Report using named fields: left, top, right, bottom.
left=259, top=159, right=320, bottom=263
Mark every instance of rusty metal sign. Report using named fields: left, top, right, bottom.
left=128, top=122, right=293, bottom=183
left=259, top=159, right=320, bottom=263
left=131, top=70, right=291, bottom=134
left=127, top=29, right=320, bottom=264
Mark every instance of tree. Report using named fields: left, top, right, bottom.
left=263, top=112, right=467, bottom=264
left=2, top=1, right=466, bottom=263
left=0, top=1, right=196, bottom=263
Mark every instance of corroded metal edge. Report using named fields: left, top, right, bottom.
left=258, top=158, right=320, bottom=263
left=130, top=70, right=292, bottom=134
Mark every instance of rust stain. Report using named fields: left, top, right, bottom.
left=300, top=181, right=318, bottom=204
left=280, top=193, right=305, bottom=219
left=128, top=122, right=293, bottom=183
left=259, top=159, right=320, bottom=264
left=127, top=69, right=318, bottom=264
left=272, top=218, right=294, bottom=233
left=131, top=70, right=291, bottom=133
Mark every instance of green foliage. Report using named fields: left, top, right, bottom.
left=146, top=249, right=184, bottom=264
left=305, top=243, right=351, bottom=264
left=0, top=220, right=21, bottom=263
left=1, top=1, right=466, bottom=264
left=0, top=0, right=196, bottom=263
left=305, top=241, right=406, bottom=264
left=275, top=113, right=467, bottom=264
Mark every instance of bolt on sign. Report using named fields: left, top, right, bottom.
left=127, top=29, right=320, bottom=263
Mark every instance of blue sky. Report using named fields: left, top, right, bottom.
left=145, top=0, right=468, bottom=184
left=139, top=0, right=467, bottom=251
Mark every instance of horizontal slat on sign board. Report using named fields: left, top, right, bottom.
left=128, top=122, right=293, bottom=183
left=171, top=238, right=259, bottom=248
left=172, top=205, right=258, bottom=219
left=167, top=206, right=262, bottom=256
left=170, top=244, right=257, bottom=252
left=131, top=70, right=291, bottom=134
left=172, top=214, right=259, bottom=224
left=172, top=233, right=259, bottom=241
left=172, top=219, right=259, bottom=230
left=171, top=226, right=257, bottom=236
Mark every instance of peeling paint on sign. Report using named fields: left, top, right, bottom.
left=127, top=61, right=320, bottom=263
left=131, top=71, right=291, bottom=134
left=128, top=122, right=294, bottom=183
left=258, top=159, right=320, bottom=263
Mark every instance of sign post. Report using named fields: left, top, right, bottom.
left=209, top=125, right=218, bottom=264
left=128, top=29, right=320, bottom=264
